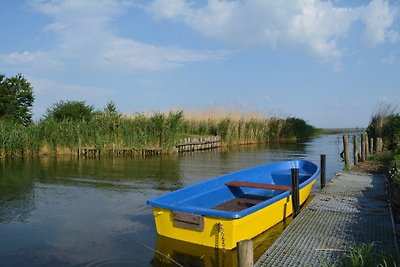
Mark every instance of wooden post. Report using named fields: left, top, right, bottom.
left=291, top=168, right=300, bottom=217
left=320, top=154, right=326, bottom=189
left=365, top=134, right=370, bottom=157
left=370, top=138, right=374, bottom=154
left=377, top=137, right=383, bottom=152
left=342, top=134, right=350, bottom=168
left=237, top=240, right=253, bottom=267
left=360, top=133, right=366, bottom=162
left=353, top=135, right=359, bottom=165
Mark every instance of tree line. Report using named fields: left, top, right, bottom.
left=0, top=73, right=318, bottom=157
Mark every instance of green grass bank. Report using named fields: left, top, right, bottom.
left=0, top=111, right=317, bottom=158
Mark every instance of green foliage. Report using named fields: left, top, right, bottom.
left=367, top=103, right=398, bottom=139
left=45, top=100, right=94, bottom=122
left=366, top=105, right=400, bottom=185
left=343, top=243, right=396, bottom=267
left=148, top=111, right=184, bottom=149
left=0, top=105, right=317, bottom=157
left=388, top=162, right=400, bottom=185
left=103, top=101, right=119, bottom=116
left=182, top=117, right=271, bottom=145
left=0, top=73, right=34, bottom=126
left=268, top=118, right=284, bottom=140
left=281, top=117, right=316, bottom=141
left=382, top=115, right=400, bottom=150
left=366, top=103, right=400, bottom=152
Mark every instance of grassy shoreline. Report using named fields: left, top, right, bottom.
left=0, top=111, right=317, bottom=158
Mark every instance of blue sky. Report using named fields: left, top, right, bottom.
left=1, top=0, right=399, bottom=128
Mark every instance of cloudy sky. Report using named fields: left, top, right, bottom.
left=1, top=0, right=399, bottom=128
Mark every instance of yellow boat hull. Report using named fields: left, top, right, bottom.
left=152, top=179, right=315, bottom=250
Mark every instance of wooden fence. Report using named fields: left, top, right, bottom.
left=78, top=136, right=222, bottom=158
left=175, top=136, right=222, bottom=153
left=342, top=132, right=383, bottom=169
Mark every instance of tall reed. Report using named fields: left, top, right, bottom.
left=367, top=103, right=398, bottom=139
left=0, top=110, right=316, bottom=157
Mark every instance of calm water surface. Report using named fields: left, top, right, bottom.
left=0, top=135, right=343, bottom=267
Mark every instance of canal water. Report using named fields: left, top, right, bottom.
left=0, top=134, right=344, bottom=267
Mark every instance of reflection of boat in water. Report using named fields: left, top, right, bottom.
left=151, top=235, right=237, bottom=267
left=151, top=218, right=298, bottom=267
left=147, top=160, right=319, bottom=250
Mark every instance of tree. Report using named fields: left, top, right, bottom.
left=103, top=101, right=119, bottom=116
left=281, top=117, right=316, bottom=140
left=45, top=100, right=94, bottom=122
left=0, top=73, right=35, bottom=125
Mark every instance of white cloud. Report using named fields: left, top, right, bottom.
left=361, top=0, right=399, bottom=46
left=148, top=0, right=400, bottom=70
left=2, top=0, right=399, bottom=74
left=0, top=51, right=61, bottom=68
left=101, top=38, right=229, bottom=71
left=0, top=0, right=229, bottom=73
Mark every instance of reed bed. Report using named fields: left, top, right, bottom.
left=0, top=110, right=316, bottom=158
left=367, top=103, right=398, bottom=139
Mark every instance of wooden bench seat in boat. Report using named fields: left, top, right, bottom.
left=213, top=194, right=271, bottom=212
left=225, top=181, right=291, bottom=191
left=214, top=182, right=291, bottom=212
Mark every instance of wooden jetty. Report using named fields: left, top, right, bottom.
left=78, top=136, right=222, bottom=158
left=255, top=172, right=398, bottom=266
left=78, top=147, right=162, bottom=158
left=175, top=136, right=222, bottom=152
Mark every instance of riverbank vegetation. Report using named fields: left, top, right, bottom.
left=0, top=73, right=317, bottom=158
left=342, top=243, right=396, bottom=267
left=0, top=103, right=317, bottom=158
left=365, top=103, right=400, bottom=190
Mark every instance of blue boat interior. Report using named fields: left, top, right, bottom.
left=147, top=160, right=320, bottom=219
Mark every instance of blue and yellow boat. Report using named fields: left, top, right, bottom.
left=147, top=160, right=320, bottom=250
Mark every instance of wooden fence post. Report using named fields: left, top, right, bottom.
left=360, top=133, right=366, bottom=162
left=342, top=134, right=350, bottom=168
left=370, top=138, right=374, bottom=154
left=365, top=134, right=370, bottom=157
left=237, top=240, right=253, bottom=267
left=320, top=154, right=326, bottom=189
left=377, top=137, right=383, bottom=152
left=353, top=135, right=359, bottom=165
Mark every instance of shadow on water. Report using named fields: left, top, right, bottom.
left=149, top=197, right=316, bottom=267
left=0, top=134, right=343, bottom=267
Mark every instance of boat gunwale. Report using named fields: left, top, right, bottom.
left=147, top=160, right=320, bottom=219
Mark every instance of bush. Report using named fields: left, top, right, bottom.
left=382, top=115, right=400, bottom=150
left=45, top=100, right=94, bottom=122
